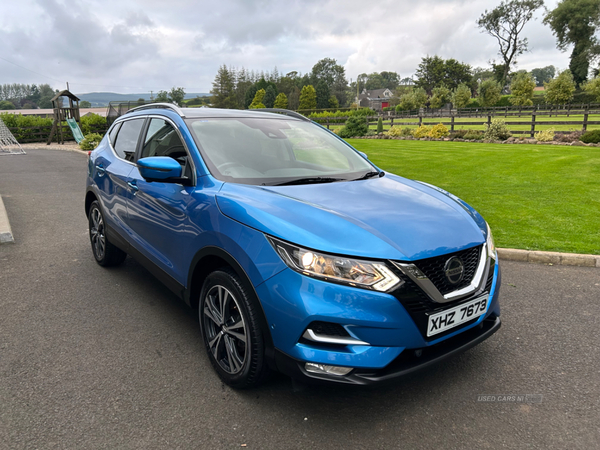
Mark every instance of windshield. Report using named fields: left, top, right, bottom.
left=185, top=117, right=375, bottom=185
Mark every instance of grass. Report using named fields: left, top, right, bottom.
left=347, top=139, right=600, bottom=255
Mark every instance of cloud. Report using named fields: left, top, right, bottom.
left=0, top=0, right=570, bottom=93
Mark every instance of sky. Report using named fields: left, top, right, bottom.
left=0, top=0, right=570, bottom=94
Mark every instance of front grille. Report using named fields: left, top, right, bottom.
left=392, top=258, right=495, bottom=341
left=413, top=245, right=481, bottom=294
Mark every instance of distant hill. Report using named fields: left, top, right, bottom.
left=76, top=92, right=210, bottom=107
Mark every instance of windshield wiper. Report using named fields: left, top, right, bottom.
left=273, top=177, right=346, bottom=186
left=352, top=171, right=384, bottom=181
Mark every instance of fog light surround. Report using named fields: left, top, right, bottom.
left=305, top=362, right=353, bottom=376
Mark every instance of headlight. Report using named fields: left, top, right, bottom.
left=486, top=222, right=496, bottom=260
left=267, top=237, right=402, bottom=292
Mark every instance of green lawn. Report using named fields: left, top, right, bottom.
left=347, top=139, right=600, bottom=255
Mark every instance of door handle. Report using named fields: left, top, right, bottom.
left=127, top=181, right=139, bottom=192
left=95, top=164, right=106, bottom=177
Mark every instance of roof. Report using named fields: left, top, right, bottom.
left=360, top=88, right=392, bottom=99
left=122, top=105, right=309, bottom=122
left=50, top=90, right=81, bottom=102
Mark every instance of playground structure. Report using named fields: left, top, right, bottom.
left=46, top=90, right=84, bottom=145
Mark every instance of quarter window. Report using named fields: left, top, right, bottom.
left=113, top=119, right=144, bottom=162
left=140, top=118, right=186, bottom=160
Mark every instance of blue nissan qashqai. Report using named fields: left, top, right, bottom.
left=85, top=104, right=501, bottom=388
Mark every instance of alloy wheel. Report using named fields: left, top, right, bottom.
left=202, top=285, right=248, bottom=374
left=90, top=207, right=106, bottom=260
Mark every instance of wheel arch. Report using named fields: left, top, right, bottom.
left=85, top=189, right=98, bottom=217
left=186, top=246, right=276, bottom=367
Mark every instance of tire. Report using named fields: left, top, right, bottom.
left=199, top=268, right=269, bottom=388
left=88, top=201, right=127, bottom=267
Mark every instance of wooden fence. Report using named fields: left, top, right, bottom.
left=316, top=109, right=600, bottom=137
left=8, top=124, right=107, bottom=143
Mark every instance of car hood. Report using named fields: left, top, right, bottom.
left=215, top=174, right=486, bottom=261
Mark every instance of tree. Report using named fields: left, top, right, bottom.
left=583, top=77, right=600, bottom=101
left=80, top=100, right=91, bottom=108
left=531, top=66, right=556, bottom=86
left=429, top=86, right=451, bottom=109
left=263, top=85, right=277, bottom=108
left=244, top=85, right=258, bottom=109
left=211, top=65, right=237, bottom=108
left=477, top=0, right=544, bottom=88
left=315, top=80, right=330, bottom=109
left=168, top=87, right=186, bottom=106
left=298, top=85, right=317, bottom=110
left=415, top=56, right=473, bottom=93
left=478, top=79, right=502, bottom=106
left=328, top=95, right=339, bottom=109
left=443, top=59, right=474, bottom=91
left=288, top=86, right=301, bottom=110
left=0, top=100, right=15, bottom=110
left=273, top=92, right=288, bottom=109
left=155, top=90, right=169, bottom=102
left=451, top=83, right=472, bottom=108
left=249, top=89, right=266, bottom=109
left=544, top=0, right=600, bottom=86
left=544, top=70, right=576, bottom=104
left=380, top=71, right=401, bottom=90
left=397, top=87, right=428, bottom=111
left=310, top=58, right=348, bottom=106
left=415, top=55, right=446, bottom=94
left=510, top=72, right=536, bottom=105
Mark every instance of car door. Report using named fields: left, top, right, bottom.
left=126, top=116, right=200, bottom=285
left=94, top=118, right=145, bottom=245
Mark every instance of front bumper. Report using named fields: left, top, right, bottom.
left=274, top=315, right=501, bottom=385
left=256, top=257, right=501, bottom=384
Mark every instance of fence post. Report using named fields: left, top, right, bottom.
left=419, top=115, right=423, bottom=127
left=451, top=115, right=455, bottom=132
left=390, top=117, right=394, bottom=128
left=326, top=117, right=330, bottom=130
left=487, top=114, right=492, bottom=129
left=583, top=107, right=589, bottom=132
left=530, top=112, right=536, bottom=138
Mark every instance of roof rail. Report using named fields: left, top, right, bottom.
left=256, top=108, right=311, bottom=122
left=125, top=103, right=186, bottom=118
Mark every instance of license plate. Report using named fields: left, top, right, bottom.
left=427, top=295, right=489, bottom=337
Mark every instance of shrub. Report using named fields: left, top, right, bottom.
left=273, top=92, right=288, bottom=109
left=386, top=126, right=413, bottom=137
left=544, top=70, right=576, bottom=105
left=376, top=117, right=383, bottom=134
left=249, top=89, right=266, bottom=109
left=534, top=128, right=555, bottom=142
left=450, top=129, right=469, bottom=139
left=463, top=131, right=484, bottom=140
left=478, top=79, right=502, bottom=107
left=484, top=118, right=511, bottom=141
left=412, top=125, right=431, bottom=138
left=451, top=84, right=472, bottom=109
left=79, top=133, right=104, bottom=150
left=580, top=129, right=600, bottom=144
left=429, top=123, right=449, bottom=139
left=555, top=130, right=583, bottom=143
left=80, top=113, right=107, bottom=135
left=338, top=115, right=368, bottom=138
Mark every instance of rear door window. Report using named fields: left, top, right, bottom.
left=113, top=119, right=144, bottom=162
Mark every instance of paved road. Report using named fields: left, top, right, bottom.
left=1, top=150, right=599, bottom=449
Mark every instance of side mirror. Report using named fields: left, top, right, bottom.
left=357, top=151, right=368, bottom=160
left=137, top=156, right=187, bottom=184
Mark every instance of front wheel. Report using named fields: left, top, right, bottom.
left=88, top=201, right=127, bottom=267
left=199, top=269, right=269, bottom=388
